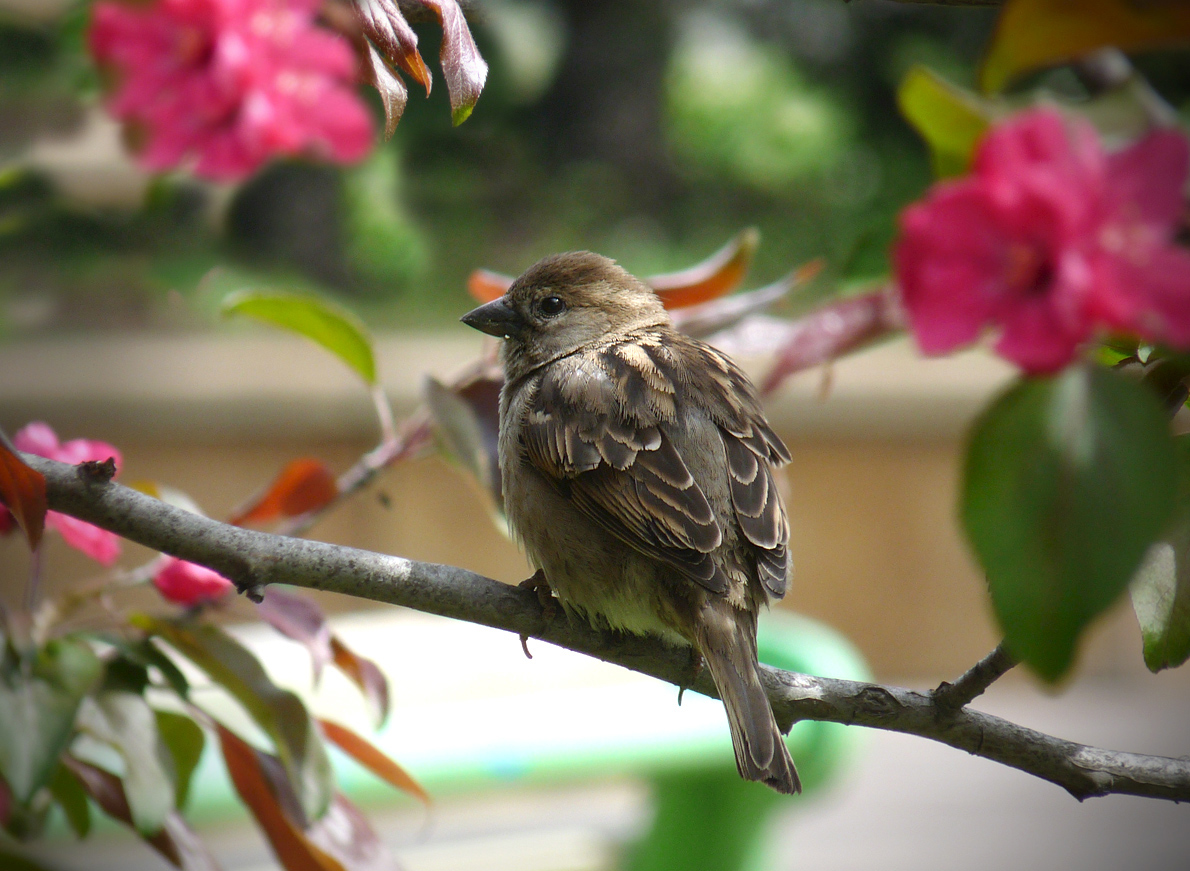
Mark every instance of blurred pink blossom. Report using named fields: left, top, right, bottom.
left=0, top=423, right=122, bottom=564
left=895, top=108, right=1190, bottom=373
left=89, top=0, right=373, bottom=181
left=153, top=556, right=235, bottom=606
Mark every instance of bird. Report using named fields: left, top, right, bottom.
left=460, top=251, right=800, bottom=794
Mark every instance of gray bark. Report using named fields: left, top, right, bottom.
left=26, top=453, right=1190, bottom=803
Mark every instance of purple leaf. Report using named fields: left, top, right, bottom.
left=256, top=587, right=334, bottom=683
left=414, top=0, right=489, bottom=124
left=758, top=289, right=904, bottom=395
left=306, top=794, right=404, bottom=871
left=0, top=772, right=10, bottom=827
left=330, top=636, right=391, bottom=728
left=354, top=0, right=429, bottom=91
left=366, top=42, right=410, bottom=139
left=63, top=756, right=222, bottom=871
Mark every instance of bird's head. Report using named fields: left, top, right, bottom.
left=461, top=251, right=668, bottom=378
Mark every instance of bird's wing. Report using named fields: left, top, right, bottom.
left=519, top=335, right=789, bottom=597
left=520, top=340, right=728, bottom=592
left=692, top=342, right=792, bottom=598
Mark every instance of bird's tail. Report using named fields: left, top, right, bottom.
left=697, top=606, right=801, bottom=795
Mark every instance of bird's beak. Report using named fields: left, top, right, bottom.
left=461, top=297, right=524, bottom=339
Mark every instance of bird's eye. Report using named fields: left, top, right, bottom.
left=538, top=296, right=566, bottom=317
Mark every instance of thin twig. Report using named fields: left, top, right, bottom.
left=932, top=642, right=1018, bottom=713
left=273, top=410, right=434, bottom=539
left=28, top=453, right=1190, bottom=803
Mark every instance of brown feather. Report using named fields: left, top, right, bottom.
left=479, top=250, right=799, bottom=793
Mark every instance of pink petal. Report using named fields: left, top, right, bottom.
left=895, top=182, right=1005, bottom=355
left=47, top=511, right=122, bottom=566
left=1106, top=128, right=1190, bottom=237
left=302, top=87, right=374, bottom=163
left=88, top=0, right=375, bottom=182
left=975, top=108, right=1103, bottom=191
left=53, top=438, right=123, bottom=468
left=992, top=261, right=1092, bottom=375
left=153, top=556, right=235, bottom=606
left=1110, top=243, right=1190, bottom=347
left=10, top=421, right=123, bottom=561
left=13, top=422, right=60, bottom=456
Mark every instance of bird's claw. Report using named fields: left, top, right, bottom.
left=518, top=570, right=558, bottom=660
left=678, top=647, right=705, bottom=706
left=519, top=569, right=558, bottom=623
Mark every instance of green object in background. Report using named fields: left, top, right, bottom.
left=37, top=610, right=867, bottom=871
left=625, top=612, right=869, bottom=871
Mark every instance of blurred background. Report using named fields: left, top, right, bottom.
left=3, top=0, right=1190, bottom=869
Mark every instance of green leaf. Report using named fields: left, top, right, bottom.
left=137, top=617, right=333, bottom=822
left=963, top=365, right=1178, bottom=681
left=425, top=373, right=503, bottom=516
left=0, top=639, right=102, bottom=802
left=897, top=65, right=994, bottom=179
left=89, top=635, right=191, bottom=700
left=101, top=656, right=150, bottom=696
left=76, top=692, right=174, bottom=835
left=1130, top=435, right=1190, bottom=672
left=221, top=291, right=377, bottom=384
left=48, top=763, right=90, bottom=839
left=154, top=711, right=205, bottom=810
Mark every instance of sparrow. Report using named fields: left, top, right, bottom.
left=461, top=251, right=800, bottom=794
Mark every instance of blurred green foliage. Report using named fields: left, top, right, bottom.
left=12, top=0, right=1188, bottom=335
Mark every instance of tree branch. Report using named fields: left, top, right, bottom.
left=932, top=642, right=1017, bottom=712
left=869, top=0, right=1004, bottom=6
left=27, top=454, right=1190, bottom=803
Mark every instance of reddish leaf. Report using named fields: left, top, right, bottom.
left=466, top=228, right=761, bottom=312
left=671, top=259, right=824, bottom=339
left=354, top=0, right=432, bottom=92
left=0, top=772, right=11, bottom=826
left=319, top=720, right=429, bottom=806
left=467, top=269, right=514, bottom=304
left=231, top=459, right=339, bottom=527
left=216, top=724, right=345, bottom=871
left=760, top=288, right=904, bottom=395
left=138, top=618, right=333, bottom=822
left=330, top=637, right=390, bottom=728
left=256, top=588, right=334, bottom=682
left=647, top=228, right=760, bottom=310
left=62, top=756, right=221, bottom=871
left=365, top=42, right=410, bottom=140
left=415, top=0, right=488, bottom=125
left=306, top=793, right=404, bottom=871
left=0, top=430, right=46, bottom=549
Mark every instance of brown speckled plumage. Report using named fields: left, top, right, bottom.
left=462, top=251, right=800, bottom=794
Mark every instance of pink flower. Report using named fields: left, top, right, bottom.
left=153, top=556, right=236, bottom=606
left=89, top=0, right=373, bottom=181
left=0, top=423, right=123, bottom=564
left=895, top=108, right=1190, bottom=373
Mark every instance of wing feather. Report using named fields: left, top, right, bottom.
left=519, top=334, right=789, bottom=599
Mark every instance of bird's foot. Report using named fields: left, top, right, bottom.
left=518, top=570, right=557, bottom=660
left=519, top=569, right=558, bottom=622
